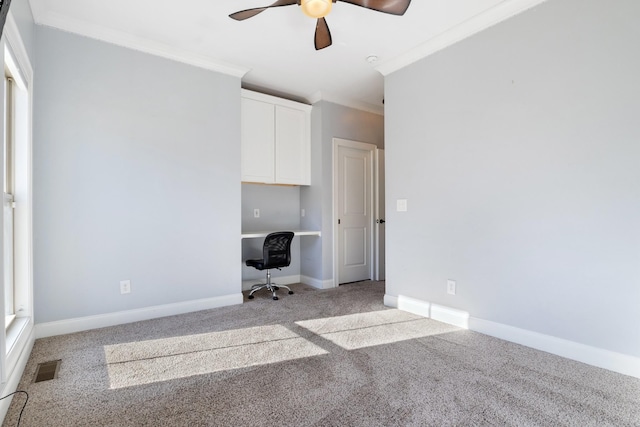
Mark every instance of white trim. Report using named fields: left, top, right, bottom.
left=5, top=319, right=31, bottom=367
left=373, top=149, right=385, bottom=281
left=0, top=13, right=35, bottom=425
left=386, top=294, right=640, bottom=379
left=332, top=138, right=377, bottom=288
left=3, top=14, right=33, bottom=85
left=25, top=0, right=48, bottom=25
left=31, top=10, right=249, bottom=78
left=395, top=294, right=429, bottom=317
left=0, top=326, right=34, bottom=422
left=307, top=91, right=323, bottom=105
left=383, top=293, right=398, bottom=308
left=309, top=91, right=384, bottom=116
left=431, top=304, right=469, bottom=329
left=376, top=0, right=550, bottom=76
left=35, top=294, right=243, bottom=339
left=242, top=89, right=312, bottom=112
left=301, top=276, right=334, bottom=290
left=469, top=317, right=640, bottom=379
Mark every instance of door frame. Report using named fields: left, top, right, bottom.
left=332, top=138, right=377, bottom=287
left=374, top=148, right=385, bottom=281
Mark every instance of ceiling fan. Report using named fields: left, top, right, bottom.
left=229, top=0, right=412, bottom=50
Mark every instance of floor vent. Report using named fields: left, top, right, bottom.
left=34, top=360, right=61, bottom=383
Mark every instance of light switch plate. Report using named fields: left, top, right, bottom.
left=397, top=199, right=408, bottom=212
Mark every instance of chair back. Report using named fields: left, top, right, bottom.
left=262, top=231, right=295, bottom=269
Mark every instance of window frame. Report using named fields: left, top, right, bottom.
left=0, top=12, right=34, bottom=397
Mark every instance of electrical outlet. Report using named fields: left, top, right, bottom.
left=120, top=280, right=131, bottom=294
left=447, top=280, right=456, bottom=295
left=301, top=209, right=306, bottom=217
left=254, top=208, right=260, bottom=218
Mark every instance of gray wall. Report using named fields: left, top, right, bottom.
left=33, top=27, right=242, bottom=323
left=385, top=0, right=640, bottom=357
left=301, top=101, right=384, bottom=282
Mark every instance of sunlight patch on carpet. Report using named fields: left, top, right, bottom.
left=296, top=309, right=460, bottom=350
left=105, top=325, right=327, bottom=389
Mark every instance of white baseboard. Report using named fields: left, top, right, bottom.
left=431, top=304, right=470, bottom=329
left=385, top=293, right=640, bottom=379
left=35, top=293, right=243, bottom=339
left=395, top=294, right=431, bottom=318
left=0, top=325, right=35, bottom=424
left=383, top=293, right=399, bottom=308
left=301, top=276, right=334, bottom=289
left=469, top=317, right=640, bottom=379
left=389, top=294, right=470, bottom=329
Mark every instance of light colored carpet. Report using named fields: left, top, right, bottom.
left=3, top=281, right=640, bottom=426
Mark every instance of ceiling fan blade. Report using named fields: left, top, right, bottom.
left=338, top=0, right=411, bottom=15
left=229, top=0, right=298, bottom=21
left=315, top=17, right=333, bottom=50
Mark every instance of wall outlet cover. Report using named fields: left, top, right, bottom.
left=447, top=280, right=456, bottom=295
left=120, top=280, right=131, bottom=294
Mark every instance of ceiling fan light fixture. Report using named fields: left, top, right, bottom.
left=301, top=0, right=332, bottom=18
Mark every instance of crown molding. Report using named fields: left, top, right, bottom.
left=29, top=6, right=249, bottom=78
left=26, top=0, right=45, bottom=24
left=307, top=91, right=323, bottom=105
left=309, top=91, right=384, bottom=116
left=376, top=0, right=549, bottom=76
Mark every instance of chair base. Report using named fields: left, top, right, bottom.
left=247, top=269, right=294, bottom=300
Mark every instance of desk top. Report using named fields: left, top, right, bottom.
left=241, top=230, right=321, bottom=239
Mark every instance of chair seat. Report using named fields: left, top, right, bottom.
left=245, top=259, right=266, bottom=270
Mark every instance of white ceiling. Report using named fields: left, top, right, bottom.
left=27, top=0, right=546, bottom=113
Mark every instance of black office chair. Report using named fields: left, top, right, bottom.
left=245, top=231, right=295, bottom=300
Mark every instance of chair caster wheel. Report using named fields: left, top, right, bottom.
left=248, top=295, right=254, bottom=299
left=273, top=296, right=279, bottom=300
left=273, top=286, right=279, bottom=290
left=288, top=291, right=294, bottom=295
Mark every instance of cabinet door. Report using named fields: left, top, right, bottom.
left=241, top=98, right=275, bottom=183
left=275, top=105, right=310, bottom=185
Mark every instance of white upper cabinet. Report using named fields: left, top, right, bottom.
left=241, top=90, right=311, bottom=185
left=241, top=97, right=275, bottom=183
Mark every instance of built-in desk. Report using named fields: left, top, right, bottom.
left=241, top=230, right=321, bottom=239
left=241, top=229, right=322, bottom=291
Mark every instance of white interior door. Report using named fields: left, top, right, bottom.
left=375, top=149, right=386, bottom=281
left=336, top=141, right=373, bottom=284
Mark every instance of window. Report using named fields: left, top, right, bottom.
left=0, top=11, right=33, bottom=394
left=3, top=62, right=15, bottom=329
left=2, top=40, right=28, bottom=335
